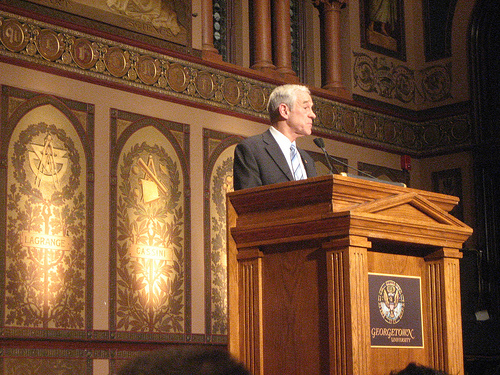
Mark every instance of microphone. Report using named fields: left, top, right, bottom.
left=313, top=137, right=338, bottom=175
left=313, top=137, right=376, bottom=179
left=313, top=138, right=407, bottom=187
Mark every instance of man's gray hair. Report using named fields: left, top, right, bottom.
left=267, top=84, right=311, bottom=123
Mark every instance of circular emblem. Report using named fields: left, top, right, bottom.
left=363, top=115, right=377, bottom=139
left=342, top=110, right=356, bottom=134
left=317, top=103, right=334, bottom=129
left=136, top=55, right=160, bottom=85
left=222, top=77, right=241, bottom=106
left=422, top=66, right=451, bottom=102
left=247, top=85, right=266, bottom=112
left=167, top=63, right=189, bottom=92
left=195, top=70, right=215, bottom=99
left=423, top=125, right=440, bottom=148
left=1, top=18, right=29, bottom=52
left=377, top=280, right=405, bottom=324
left=71, top=38, right=98, bottom=70
left=104, top=47, right=130, bottom=77
left=402, top=125, right=416, bottom=146
left=36, top=29, right=64, bottom=61
left=451, top=118, right=469, bottom=142
left=382, top=121, right=397, bottom=143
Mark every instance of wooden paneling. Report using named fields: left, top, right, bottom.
left=228, top=174, right=472, bottom=374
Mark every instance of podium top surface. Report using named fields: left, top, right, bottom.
left=228, top=174, right=459, bottom=214
left=227, top=174, right=472, bottom=250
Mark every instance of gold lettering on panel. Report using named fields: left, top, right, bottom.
left=130, top=244, right=172, bottom=261
left=36, top=29, right=64, bottom=61
left=136, top=55, right=160, bottom=85
left=104, top=46, right=130, bottom=77
left=6, top=117, right=86, bottom=330
left=71, top=38, right=98, bottom=70
left=115, top=135, right=185, bottom=333
left=20, top=231, right=72, bottom=251
left=0, top=18, right=29, bottom=52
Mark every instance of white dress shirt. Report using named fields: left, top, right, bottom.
left=269, top=126, right=306, bottom=179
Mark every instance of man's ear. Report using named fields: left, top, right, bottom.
left=277, top=103, right=289, bottom=119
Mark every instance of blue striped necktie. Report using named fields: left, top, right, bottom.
left=290, top=144, right=304, bottom=180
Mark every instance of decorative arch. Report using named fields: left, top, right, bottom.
left=109, top=109, right=191, bottom=341
left=0, top=86, right=94, bottom=338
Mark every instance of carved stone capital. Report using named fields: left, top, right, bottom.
left=312, top=0, right=347, bottom=11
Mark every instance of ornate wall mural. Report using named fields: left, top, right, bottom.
left=0, top=86, right=94, bottom=339
left=353, top=52, right=452, bottom=104
left=24, top=0, right=191, bottom=49
left=109, top=110, right=190, bottom=341
left=203, top=129, right=242, bottom=342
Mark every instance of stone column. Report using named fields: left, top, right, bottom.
left=272, top=0, right=296, bottom=78
left=201, top=0, right=222, bottom=60
left=313, top=0, right=349, bottom=95
left=250, top=0, right=276, bottom=72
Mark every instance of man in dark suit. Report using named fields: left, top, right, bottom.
left=233, top=84, right=318, bottom=190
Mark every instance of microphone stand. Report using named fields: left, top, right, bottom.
left=319, top=146, right=339, bottom=175
left=313, top=137, right=407, bottom=187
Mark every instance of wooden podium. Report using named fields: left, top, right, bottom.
left=227, top=174, right=472, bottom=375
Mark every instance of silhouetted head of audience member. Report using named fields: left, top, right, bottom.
left=117, top=346, right=251, bottom=375
left=390, top=362, right=449, bottom=375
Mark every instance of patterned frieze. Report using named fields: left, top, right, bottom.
left=313, top=95, right=471, bottom=155
left=353, top=52, right=453, bottom=105
left=1, top=347, right=90, bottom=374
left=0, top=10, right=270, bottom=118
left=0, top=10, right=473, bottom=155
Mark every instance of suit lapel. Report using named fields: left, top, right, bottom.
left=262, top=130, right=294, bottom=181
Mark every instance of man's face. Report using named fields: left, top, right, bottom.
left=286, top=90, right=316, bottom=139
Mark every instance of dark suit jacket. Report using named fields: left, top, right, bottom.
left=233, top=129, right=317, bottom=190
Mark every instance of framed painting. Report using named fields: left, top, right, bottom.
left=21, top=0, right=191, bottom=49
left=360, top=0, right=406, bottom=60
